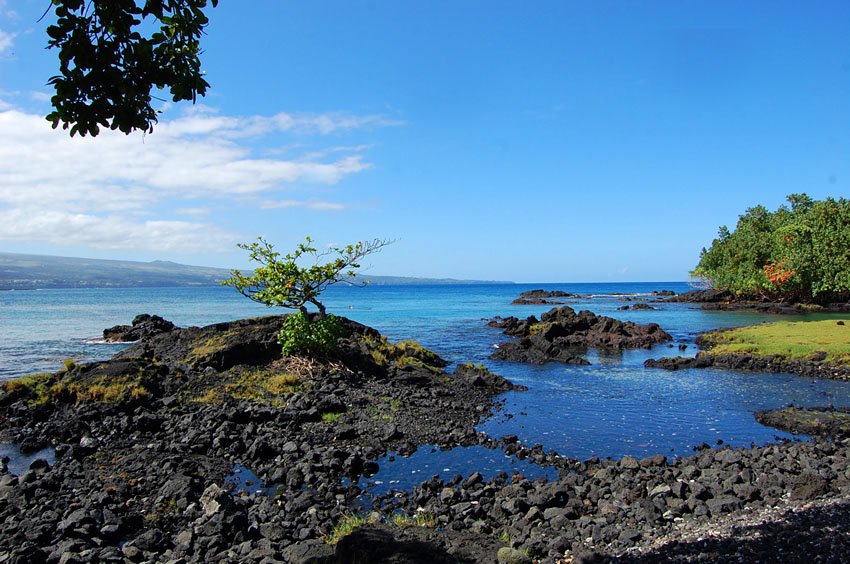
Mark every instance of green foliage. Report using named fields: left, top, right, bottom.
left=699, top=320, right=850, bottom=366
left=1, top=373, right=55, bottom=406
left=45, top=0, right=218, bottom=136
left=2, top=370, right=148, bottom=406
left=223, top=237, right=392, bottom=318
left=277, top=312, right=344, bottom=357
left=325, top=514, right=367, bottom=545
left=693, top=194, right=850, bottom=302
left=320, top=410, right=344, bottom=424
left=390, top=510, right=436, bottom=528
left=361, top=335, right=447, bottom=373
left=190, top=363, right=303, bottom=405
left=224, top=236, right=391, bottom=358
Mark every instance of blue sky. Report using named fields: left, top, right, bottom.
left=0, top=1, right=848, bottom=282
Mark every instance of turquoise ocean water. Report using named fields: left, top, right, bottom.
left=3, top=282, right=850, bottom=483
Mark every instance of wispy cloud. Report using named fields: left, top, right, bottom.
left=159, top=106, right=404, bottom=139
left=29, top=91, right=51, bottom=103
left=0, top=29, right=14, bottom=56
left=0, top=105, right=397, bottom=252
left=260, top=199, right=346, bottom=211
left=174, top=207, right=213, bottom=217
left=0, top=209, right=235, bottom=252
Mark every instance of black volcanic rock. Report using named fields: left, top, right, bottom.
left=511, top=289, right=576, bottom=305
left=102, top=314, right=176, bottom=342
left=756, top=407, right=850, bottom=438
left=489, top=306, right=672, bottom=365
left=617, top=303, right=656, bottom=311
left=518, top=289, right=574, bottom=299
left=666, top=289, right=735, bottom=303
left=644, top=356, right=713, bottom=370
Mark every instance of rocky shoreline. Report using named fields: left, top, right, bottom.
left=0, top=314, right=849, bottom=562
left=645, top=352, right=850, bottom=381
left=664, top=288, right=850, bottom=314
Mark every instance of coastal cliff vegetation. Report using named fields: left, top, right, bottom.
left=693, top=194, right=850, bottom=304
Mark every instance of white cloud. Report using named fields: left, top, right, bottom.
left=174, top=207, right=213, bottom=217
left=0, top=105, right=396, bottom=252
left=0, top=208, right=235, bottom=252
left=0, top=29, right=13, bottom=55
left=29, top=91, right=51, bottom=103
left=260, top=199, right=345, bottom=211
left=159, top=106, right=403, bottom=138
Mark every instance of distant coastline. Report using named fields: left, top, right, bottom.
left=0, top=251, right=512, bottom=290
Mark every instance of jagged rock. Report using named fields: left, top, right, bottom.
left=489, top=306, right=671, bottom=365
left=103, top=314, right=177, bottom=342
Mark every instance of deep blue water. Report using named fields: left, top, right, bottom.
left=3, top=282, right=850, bottom=478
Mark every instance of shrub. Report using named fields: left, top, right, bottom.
left=277, top=312, right=344, bottom=357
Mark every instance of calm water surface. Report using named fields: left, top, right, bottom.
left=3, top=283, right=850, bottom=474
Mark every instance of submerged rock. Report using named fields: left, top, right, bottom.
left=756, top=407, right=850, bottom=438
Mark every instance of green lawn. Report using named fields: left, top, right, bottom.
left=701, top=319, right=850, bottom=365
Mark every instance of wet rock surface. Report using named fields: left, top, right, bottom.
left=644, top=352, right=850, bottom=381
left=489, top=306, right=672, bottom=365
left=756, top=407, right=850, bottom=438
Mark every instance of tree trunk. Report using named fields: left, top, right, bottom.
left=310, top=299, right=327, bottom=319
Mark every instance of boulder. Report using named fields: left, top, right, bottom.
left=490, top=306, right=672, bottom=365
left=103, top=314, right=177, bottom=342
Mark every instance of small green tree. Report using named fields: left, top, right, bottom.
left=223, top=237, right=392, bottom=355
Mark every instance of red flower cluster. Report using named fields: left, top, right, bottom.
left=764, top=259, right=796, bottom=287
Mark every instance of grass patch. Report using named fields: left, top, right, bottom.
left=1, top=373, right=55, bottom=406
left=701, top=320, right=850, bottom=365
left=390, top=511, right=436, bottom=528
left=51, top=375, right=148, bottom=404
left=2, top=370, right=148, bottom=406
left=321, top=410, right=344, bottom=424
left=191, top=363, right=302, bottom=406
left=185, top=330, right=239, bottom=365
left=361, top=336, right=447, bottom=373
left=325, top=513, right=367, bottom=545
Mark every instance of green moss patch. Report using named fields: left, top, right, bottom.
left=185, top=330, right=240, bottom=365
left=700, top=320, right=850, bottom=366
left=361, top=336, right=447, bottom=373
left=190, top=362, right=302, bottom=406
left=2, top=368, right=148, bottom=407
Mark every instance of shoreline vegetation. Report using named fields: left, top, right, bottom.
left=646, top=319, right=850, bottom=381
left=0, top=309, right=849, bottom=562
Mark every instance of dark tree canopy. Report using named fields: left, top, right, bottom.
left=692, top=194, right=850, bottom=303
left=45, top=0, right=218, bottom=137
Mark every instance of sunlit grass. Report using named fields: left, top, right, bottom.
left=702, top=320, right=850, bottom=365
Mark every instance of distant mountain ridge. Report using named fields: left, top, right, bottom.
left=0, top=252, right=511, bottom=289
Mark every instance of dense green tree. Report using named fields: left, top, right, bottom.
left=693, top=194, right=850, bottom=303
left=44, top=0, right=218, bottom=137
